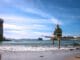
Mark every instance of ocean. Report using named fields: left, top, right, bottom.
left=0, top=39, right=80, bottom=51
left=0, top=40, right=80, bottom=60
left=1, top=39, right=80, bottom=47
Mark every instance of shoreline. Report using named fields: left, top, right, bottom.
left=0, top=45, right=79, bottom=51
left=0, top=45, right=80, bottom=60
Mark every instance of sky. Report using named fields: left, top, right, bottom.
left=0, top=0, right=80, bottom=39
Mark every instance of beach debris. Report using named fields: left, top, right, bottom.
left=69, top=49, right=74, bottom=51
left=76, top=47, right=80, bottom=50
left=40, top=55, right=44, bottom=57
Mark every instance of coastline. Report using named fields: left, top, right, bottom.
left=0, top=45, right=79, bottom=51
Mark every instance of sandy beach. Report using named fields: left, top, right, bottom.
left=65, top=54, right=80, bottom=60
left=0, top=46, right=79, bottom=60
left=65, top=56, right=80, bottom=60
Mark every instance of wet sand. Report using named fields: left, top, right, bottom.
left=68, top=57, right=80, bottom=60
left=0, top=50, right=79, bottom=60
left=65, top=52, right=80, bottom=60
left=65, top=55, right=80, bottom=60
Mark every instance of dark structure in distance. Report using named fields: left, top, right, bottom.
left=0, top=18, right=3, bottom=41
left=38, top=37, right=43, bottom=41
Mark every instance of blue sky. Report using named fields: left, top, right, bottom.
left=0, top=0, right=80, bottom=39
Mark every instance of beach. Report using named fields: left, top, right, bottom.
left=0, top=46, right=80, bottom=60
left=65, top=53, right=80, bottom=60
left=66, top=56, right=80, bottom=60
left=65, top=56, right=80, bottom=60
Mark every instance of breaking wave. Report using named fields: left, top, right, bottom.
left=0, top=46, right=77, bottom=51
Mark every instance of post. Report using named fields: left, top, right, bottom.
left=58, top=37, right=60, bottom=49
left=51, top=36, right=54, bottom=45
left=53, top=39, right=54, bottom=45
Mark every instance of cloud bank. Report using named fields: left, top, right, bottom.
left=0, top=0, right=62, bottom=39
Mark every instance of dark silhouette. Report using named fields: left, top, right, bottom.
left=0, top=18, right=3, bottom=41
left=55, top=24, right=62, bottom=49
left=38, top=37, right=43, bottom=41
left=52, top=24, right=62, bottom=48
left=0, top=54, right=1, bottom=60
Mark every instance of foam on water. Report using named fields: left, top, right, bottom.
left=0, top=46, right=76, bottom=51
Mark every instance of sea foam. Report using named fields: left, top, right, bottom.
left=0, top=46, right=76, bottom=51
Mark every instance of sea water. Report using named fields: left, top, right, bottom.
left=0, top=40, right=80, bottom=51
left=1, top=39, right=80, bottom=46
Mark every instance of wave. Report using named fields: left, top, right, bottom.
left=0, top=45, right=77, bottom=51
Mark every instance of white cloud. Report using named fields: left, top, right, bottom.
left=21, top=8, right=49, bottom=18
left=3, top=23, right=51, bottom=39
left=0, top=0, right=63, bottom=39
left=0, top=0, right=62, bottom=25
left=4, top=23, right=25, bottom=30
left=51, top=18, right=62, bottom=25
left=34, top=32, right=51, bottom=36
left=1, top=14, right=62, bottom=39
left=15, top=6, right=62, bottom=25
left=4, top=30, right=51, bottom=39
left=0, top=14, right=26, bottom=22
left=4, top=23, right=49, bottom=32
left=0, top=14, right=62, bottom=25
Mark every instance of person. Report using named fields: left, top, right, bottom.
left=52, top=24, right=62, bottom=48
